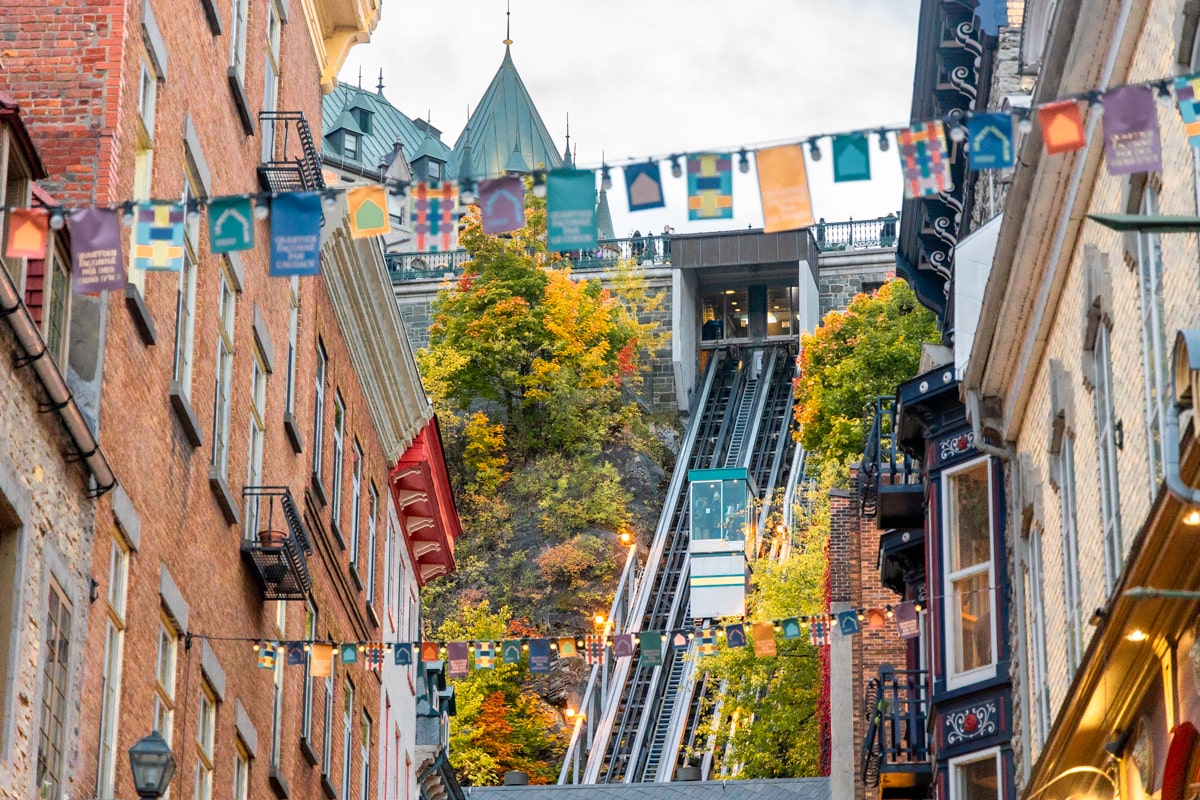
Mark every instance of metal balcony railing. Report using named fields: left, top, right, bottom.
left=814, top=215, right=899, bottom=252
left=861, top=666, right=930, bottom=789
left=859, top=396, right=922, bottom=525
left=241, top=486, right=313, bottom=601
left=257, top=111, right=325, bottom=193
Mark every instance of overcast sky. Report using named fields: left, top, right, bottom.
left=339, top=0, right=921, bottom=238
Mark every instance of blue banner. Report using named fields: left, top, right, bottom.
left=624, top=162, right=665, bottom=211
left=269, top=192, right=322, bottom=276
left=528, top=638, right=551, bottom=674
left=967, top=113, right=1015, bottom=169
left=546, top=169, right=597, bottom=251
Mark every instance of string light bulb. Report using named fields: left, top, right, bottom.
left=949, top=124, right=967, bottom=143
left=322, top=191, right=338, bottom=210
left=1157, top=82, right=1174, bottom=107
left=878, top=130, right=891, bottom=152
left=185, top=202, right=200, bottom=224
left=1018, top=116, right=1033, bottom=134
left=737, top=149, right=751, bottom=173
left=532, top=170, right=547, bottom=198
left=254, top=198, right=270, bottom=220
left=121, top=203, right=136, bottom=227
left=459, top=179, right=478, bottom=205
left=670, top=155, right=683, bottom=179
left=913, top=601, right=924, bottom=613
left=885, top=605, right=895, bottom=619
left=808, top=140, right=822, bottom=162
left=600, top=164, right=613, bottom=192
left=49, top=208, right=66, bottom=231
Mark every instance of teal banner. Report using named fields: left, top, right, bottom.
left=546, top=169, right=597, bottom=250
left=208, top=195, right=255, bottom=253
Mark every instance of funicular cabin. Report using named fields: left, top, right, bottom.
left=687, top=468, right=755, bottom=619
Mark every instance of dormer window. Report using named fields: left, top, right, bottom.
left=343, top=133, right=361, bottom=161
left=428, top=160, right=441, bottom=181
left=353, top=107, right=372, bottom=136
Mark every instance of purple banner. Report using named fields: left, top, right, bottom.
left=895, top=602, right=920, bottom=640
left=68, top=207, right=125, bottom=293
left=1102, top=85, right=1162, bottom=175
left=447, top=642, right=469, bottom=678
left=479, top=176, right=526, bottom=235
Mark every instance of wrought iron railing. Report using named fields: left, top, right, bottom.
left=814, top=215, right=900, bottom=252
left=241, top=486, right=313, bottom=600
left=861, top=666, right=930, bottom=787
left=859, top=396, right=921, bottom=517
left=257, top=111, right=325, bottom=193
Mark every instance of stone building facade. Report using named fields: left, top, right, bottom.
left=0, top=5, right=468, bottom=800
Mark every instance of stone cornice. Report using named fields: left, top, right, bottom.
left=298, top=0, right=380, bottom=94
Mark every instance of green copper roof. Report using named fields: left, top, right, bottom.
left=322, top=85, right=454, bottom=176
left=453, top=46, right=564, bottom=180
left=595, top=187, right=615, bottom=240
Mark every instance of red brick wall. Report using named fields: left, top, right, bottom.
left=3, top=3, right=391, bottom=800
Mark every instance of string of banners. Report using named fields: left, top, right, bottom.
left=234, top=602, right=925, bottom=679
left=5, top=70, right=1193, bottom=293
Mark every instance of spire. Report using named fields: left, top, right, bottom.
left=377, top=68, right=385, bottom=96
left=562, top=113, right=572, bottom=167
left=357, top=66, right=362, bottom=89
left=596, top=187, right=615, bottom=241
left=503, top=0, right=512, bottom=46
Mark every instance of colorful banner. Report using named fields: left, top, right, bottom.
left=809, top=621, right=830, bottom=647
left=311, top=643, right=334, bottom=678
left=340, top=643, right=358, bottom=664
left=832, top=134, right=872, bottom=182
left=756, top=144, right=814, bottom=233
left=478, top=176, right=526, bottom=235
left=895, top=602, right=920, bottom=639
left=412, top=181, right=458, bottom=251
left=967, top=112, right=1015, bottom=169
left=898, top=121, right=953, bottom=198
left=208, top=196, right=255, bottom=253
left=68, top=207, right=125, bottom=293
left=286, top=643, right=306, bottom=666
left=546, top=169, right=597, bottom=251
left=269, top=192, right=322, bottom=277
left=393, top=643, right=413, bottom=666
left=725, top=623, right=747, bottom=648
left=5, top=208, right=48, bottom=259
left=624, top=162, right=666, bottom=211
left=1102, top=85, right=1162, bottom=175
left=752, top=622, right=777, bottom=657
left=347, top=185, right=390, bottom=238
left=258, top=644, right=277, bottom=669
left=365, top=644, right=385, bottom=671
left=421, top=641, right=441, bottom=663
left=612, top=633, right=635, bottom=659
left=781, top=617, right=802, bottom=640
left=502, top=640, right=522, bottom=665
left=132, top=202, right=185, bottom=271
left=686, top=153, right=733, bottom=220
left=866, top=608, right=887, bottom=631
left=639, top=632, right=663, bottom=666
left=670, top=631, right=689, bottom=649
left=1174, top=72, right=1200, bottom=147
left=585, top=636, right=604, bottom=666
left=475, top=641, right=495, bottom=670
left=697, top=629, right=718, bottom=656
left=836, top=610, right=862, bottom=636
left=557, top=637, right=578, bottom=659
left=1039, top=100, right=1087, bottom=154
left=447, top=642, right=469, bottom=678
left=528, top=639, right=551, bottom=673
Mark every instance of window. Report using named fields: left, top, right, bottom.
left=1094, top=325, right=1122, bottom=594
left=1056, top=436, right=1083, bottom=674
left=270, top=646, right=284, bottom=767
left=944, top=458, right=996, bottom=687
left=343, top=133, right=361, bottom=161
left=43, top=242, right=71, bottom=364
left=211, top=264, right=236, bottom=476
left=1136, top=187, right=1169, bottom=491
left=285, top=278, right=300, bottom=417
left=385, top=514, right=397, bottom=627
left=261, top=0, right=283, bottom=163
left=155, top=617, right=179, bottom=753
left=428, top=160, right=441, bottom=181
left=138, top=55, right=157, bottom=138
left=229, top=0, right=249, bottom=84
left=302, top=601, right=318, bottom=741
left=313, top=341, right=327, bottom=482
left=1025, top=527, right=1051, bottom=755
left=245, top=347, right=268, bottom=538
left=332, top=394, right=346, bottom=530
left=233, top=741, right=250, bottom=800
left=173, top=172, right=201, bottom=397
left=359, top=714, right=371, bottom=800
left=950, top=749, right=1001, bottom=800
left=193, top=681, right=216, bottom=800
left=97, top=538, right=130, bottom=798
left=36, top=581, right=72, bottom=798
left=349, top=442, right=363, bottom=573
left=322, top=672, right=335, bottom=777
left=366, top=485, right=378, bottom=608
left=342, top=679, right=355, bottom=800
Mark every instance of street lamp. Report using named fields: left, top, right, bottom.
left=128, top=730, right=176, bottom=799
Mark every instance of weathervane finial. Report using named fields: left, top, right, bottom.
left=503, top=0, right=513, bottom=46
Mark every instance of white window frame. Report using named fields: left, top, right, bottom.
left=211, top=263, right=236, bottom=476
left=138, top=54, right=158, bottom=140
left=342, top=678, right=355, bottom=800
left=193, top=680, right=216, bottom=800
left=285, top=278, right=300, bottom=416
left=322, top=672, right=335, bottom=778
left=244, top=346, right=268, bottom=538
left=942, top=456, right=998, bottom=690
left=1026, top=527, right=1051, bottom=755
left=366, top=484, right=378, bottom=608
left=349, top=441, right=363, bottom=573
left=359, top=713, right=371, bottom=800
left=332, top=393, right=346, bottom=530
left=1093, top=325, right=1122, bottom=594
left=37, top=579, right=73, bottom=799
left=1056, top=436, right=1084, bottom=674
left=1137, top=187, right=1169, bottom=491
left=270, top=646, right=285, bottom=767
left=42, top=238, right=72, bottom=365
left=154, top=615, right=179, bottom=750
left=949, top=747, right=1002, bottom=800
left=233, top=739, right=250, bottom=800
left=96, top=538, right=130, bottom=798
left=173, top=171, right=201, bottom=397
left=302, top=600, right=317, bottom=742
left=229, top=0, right=249, bottom=85
left=313, top=341, right=327, bottom=482
left=261, top=0, right=283, bottom=163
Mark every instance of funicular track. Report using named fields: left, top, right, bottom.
left=560, top=344, right=801, bottom=784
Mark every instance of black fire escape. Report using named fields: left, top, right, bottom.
left=241, top=486, right=313, bottom=600
left=861, top=665, right=932, bottom=799
left=860, top=396, right=924, bottom=530
left=258, top=111, right=326, bottom=193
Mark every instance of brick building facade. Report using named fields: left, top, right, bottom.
left=0, top=4, right=469, bottom=800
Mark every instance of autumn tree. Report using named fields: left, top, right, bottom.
left=793, top=280, right=937, bottom=481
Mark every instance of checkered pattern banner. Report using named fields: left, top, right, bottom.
left=898, top=121, right=953, bottom=199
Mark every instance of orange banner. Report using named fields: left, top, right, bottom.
left=752, top=622, right=777, bottom=657
left=756, top=145, right=814, bottom=234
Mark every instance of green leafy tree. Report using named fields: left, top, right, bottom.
left=793, top=280, right=937, bottom=482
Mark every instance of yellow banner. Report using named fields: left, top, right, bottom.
left=756, top=145, right=814, bottom=234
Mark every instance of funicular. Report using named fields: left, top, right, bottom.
left=687, top=468, right=755, bottom=619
